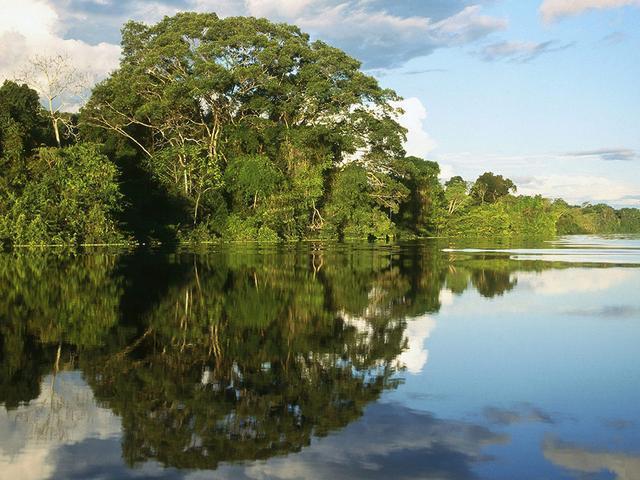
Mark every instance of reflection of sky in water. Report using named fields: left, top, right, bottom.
left=444, top=235, right=640, bottom=265
left=385, top=264, right=640, bottom=479
left=0, top=372, right=122, bottom=479
left=1, top=237, right=640, bottom=479
left=200, top=260, right=640, bottom=479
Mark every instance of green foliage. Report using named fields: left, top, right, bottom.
left=555, top=202, right=638, bottom=235
left=0, top=144, right=126, bottom=246
left=0, top=80, right=50, bottom=158
left=443, top=176, right=471, bottom=219
left=225, top=155, right=283, bottom=211
left=0, top=81, right=54, bottom=203
left=396, top=157, right=444, bottom=235
left=80, top=12, right=405, bottom=242
left=470, top=171, right=517, bottom=205
left=619, top=208, right=640, bottom=233
left=444, top=195, right=558, bottom=238
left=0, top=15, right=638, bottom=246
left=321, top=164, right=399, bottom=240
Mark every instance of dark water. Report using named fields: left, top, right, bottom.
left=1, top=236, right=639, bottom=479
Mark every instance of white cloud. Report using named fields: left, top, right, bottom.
left=192, top=0, right=506, bottom=69
left=517, top=269, right=634, bottom=296
left=245, top=0, right=316, bottom=18
left=540, top=0, right=640, bottom=22
left=517, top=174, right=639, bottom=206
left=0, top=0, right=58, bottom=39
left=439, top=288, right=455, bottom=307
left=397, top=314, right=436, bottom=374
left=0, top=372, right=122, bottom=479
left=543, top=437, right=640, bottom=479
left=393, top=97, right=437, bottom=160
left=437, top=151, right=640, bottom=207
left=429, top=5, right=508, bottom=45
left=0, top=0, right=120, bottom=89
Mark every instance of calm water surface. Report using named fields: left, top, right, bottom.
left=1, top=236, right=639, bottom=479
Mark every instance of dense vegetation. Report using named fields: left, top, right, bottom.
left=1, top=12, right=638, bottom=247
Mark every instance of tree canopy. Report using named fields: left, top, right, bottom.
left=0, top=13, right=638, bottom=247
left=80, top=13, right=406, bottom=241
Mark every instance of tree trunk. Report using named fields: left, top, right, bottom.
left=52, top=118, right=61, bottom=147
left=48, top=96, right=61, bottom=147
left=194, top=192, right=201, bottom=225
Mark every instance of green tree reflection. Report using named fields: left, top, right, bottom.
left=0, top=244, right=570, bottom=469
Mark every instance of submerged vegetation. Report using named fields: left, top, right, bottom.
left=1, top=13, right=638, bottom=247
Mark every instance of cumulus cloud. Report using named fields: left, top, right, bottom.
left=397, top=314, right=437, bottom=374
left=209, top=402, right=508, bottom=480
left=0, top=372, right=122, bottom=480
left=18, top=1, right=507, bottom=71
left=434, top=150, right=640, bottom=207
left=477, top=39, right=574, bottom=63
left=209, top=2, right=508, bottom=69
left=543, top=436, right=640, bottom=480
left=516, top=269, right=634, bottom=296
left=540, top=0, right=640, bottom=22
left=0, top=0, right=120, bottom=89
left=393, top=97, right=437, bottom=160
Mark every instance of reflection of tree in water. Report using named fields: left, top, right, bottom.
left=471, top=269, right=517, bottom=298
left=443, top=254, right=520, bottom=298
left=83, top=249, right=414, bottom=469
left=11, top=373, right=97, bottom=443
left=0, top=253, right=122, bottom=408
left=0, top=244, right=554, bottom=471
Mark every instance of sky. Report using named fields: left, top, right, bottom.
left=0, top=0, right=638, bottom=207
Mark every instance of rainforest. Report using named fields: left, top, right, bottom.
left=1, top=12, right=639, bottom=248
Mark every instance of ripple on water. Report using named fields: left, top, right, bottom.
left=443, top=235, right=640, bottom=265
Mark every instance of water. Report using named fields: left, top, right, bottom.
left=1, top=236, right=639, bottom=479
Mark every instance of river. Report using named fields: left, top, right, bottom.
left=1, top=235, right=638, bottom=479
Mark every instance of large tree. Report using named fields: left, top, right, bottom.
left=80, top=13, right=406, bottom=233
left=470, top=171, right=517, bottom=205
left=19, top=54, right=87, bottom=147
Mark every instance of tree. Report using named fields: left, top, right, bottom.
left=224, top=155, right=283, bottom=211
left=80, top=13, right=406, bottom=236
left=444, top=176, right=471, bottom=215
left=0, top=144, right=125, bottom=246
left=470, top=172, right=516, bottom=205
left=19, top=54, right=87, bottom=147
left=396, top=157, right=443, bottom=234
left=0, top=80, right=49, bottom=162
left=619, top=208, right=640, bottom=233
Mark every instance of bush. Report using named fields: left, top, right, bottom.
left=0, top=144, right=126, bottom=246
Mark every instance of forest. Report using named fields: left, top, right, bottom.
left=1, top=12, right=639, bottom=247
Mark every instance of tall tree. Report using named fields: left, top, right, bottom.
left=19, top=54, right=86, bottom=147
left=444, top=176, right=471, bottom=215
left=470, top=171, right=516, bottom=204
left=80, top=13, right=406, bottom=232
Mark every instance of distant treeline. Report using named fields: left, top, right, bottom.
left=1, top=13, right=638, bottom=247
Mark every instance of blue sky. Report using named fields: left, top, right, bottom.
left=1, top=0, right=638, bottom=206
